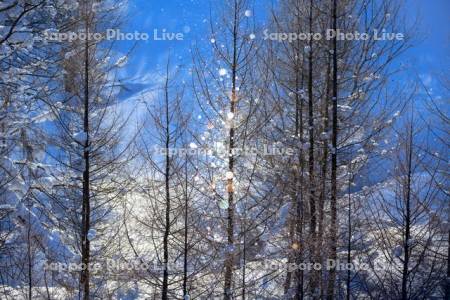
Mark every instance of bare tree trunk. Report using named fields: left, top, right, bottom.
left=447, top=228, right=450, bottom=299
left=27, top=210, right=32, bottom=300
left=295, top=53, right=306, bottom=300
left=446, top=229, right=450, bottom=300
left=162, top=62, right=171, bottom=300
left=182, top=158, right=189, bottom=299
left=346, top=175, right=352, bottom=300
left=80, top=9, right=91, bottom=298
left=307, top=0, right=317, bottom=295
left=223, top=2, right=238, bottom=299
left=327, top=0, right=338, bottom=298
left=401, top=120, right=413, bottom=300
left=242, top=223, right=246, bottom=300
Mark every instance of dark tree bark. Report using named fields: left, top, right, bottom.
left=162, top=61, right=171, bottom=300
left=346, top=175, right=352, bottom=300
left=401, top=119, right=413, bottom=300
left=295, top=30, right=306, bottom=300
left=223, top=2, right=239, bottom=299
left=182, top=157, right=189, bottom=299
left=80, top=8, right=91, bottom=299
left=306, top=0, right=317, bottom=296
left=327, top=0, right=338, bottom=298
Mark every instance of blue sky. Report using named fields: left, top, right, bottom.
left=407, top=0, right=449, bottom=88
left=113, top=0, right=449, bottom=107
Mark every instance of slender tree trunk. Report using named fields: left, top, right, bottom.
left=307, top=0, right=317, bottom=295
left=80, top=8, right=91, bottom=298
left=27, top=210, right=32, bottom=300
left=346, top=175, right=352, bottom=300
left=401, top=121, right=413, bottom=300
left=327, top=0, right=338, bottom=300
left=446, top=228, right=450, bottom=299
left=44, top=269, right=50, bottom=300
left=182, top=158, right=189, bottom=299
left=327, top=0, right=338, bottom=298
left=223, top=2, right=238, bottom=299
left=242, top=223, right=246, bottom=300
left=295, top=54, right=306, bottom=300
left=162, top=64, right=171, bottom=300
